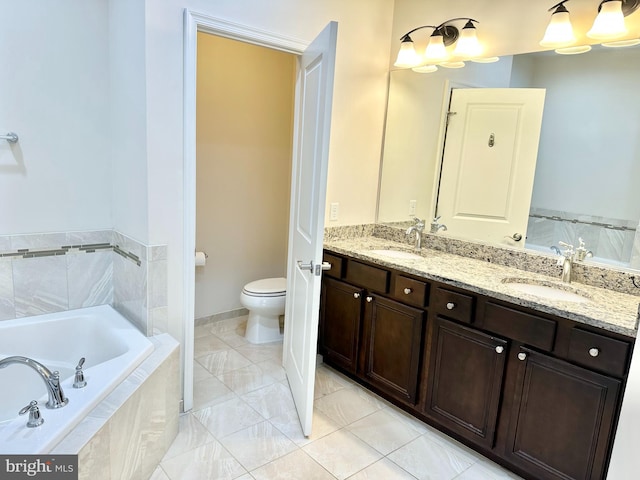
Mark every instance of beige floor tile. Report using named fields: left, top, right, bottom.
left=149, top=466, right=170, bottom=480
left=160, top=440, right=246, bottom=480
left=210, top=316, right=248, bottom=335
left=454, top=460, right=524, bottom=480
left=314, top=366, right=354, bottom=399
left=269, top=408, right=341, bottom=446
left=192, top=375, right=236, bottom=411
left=347, top=458, right=416, bottom=479
left=195, top=397, right=265, bottom=438
left=387, top=435, right=477, bottom=480
left=218, top=363, right=279, bottom=395
left=162, top=413, right=216, bottom=461
left=194, top=333, right=232, bottom=358
left=347, top=409, right=422, bottom=455
left=303, top=430, right=382, bottom=480
left=251, top=449, right=335, bottom=480
left=219, top=420, right=298, bottom=471
left=193, top=360, right=214, bottom=383
left=235, top=342, right=283, bottom=363
left=314, top=387, right=385, bottom=426
left=198, top=349, right=253, bottom=375
left=241, top=382, right=296, bottom=420
left=256, top=358, right=287, bottom=381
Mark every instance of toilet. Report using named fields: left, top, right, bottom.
left=240, top=277, right=287, bottom=344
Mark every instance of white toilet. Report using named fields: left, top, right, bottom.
left=240, top=277, right=287, bottom=344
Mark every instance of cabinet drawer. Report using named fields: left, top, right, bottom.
left=323, top=253, right=344, bottom=279
left=393, top=276, right=429, bottom=308
left=432, top=287, right=475, bottom=324
left=345, top=261, right=389, bottom=293
left=568, top=328, right=630, bottom=377
left=483, top=302, right=556, bottom=352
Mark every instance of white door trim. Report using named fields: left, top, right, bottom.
left=182, top=9, right=308, bottom=412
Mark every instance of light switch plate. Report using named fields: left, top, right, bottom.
left=330, top=202, right=339, bottom=221
left=409, top=200, right=417, bottom=216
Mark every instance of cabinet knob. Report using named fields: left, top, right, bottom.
left=517, top=352, right=527, bottom=361
left=446, top=302, right=456, bottom=310
left=353, top=292, right=360, bottom=299
left=366, top=296, right=373, bottom=303
left=589, top=348, right=600, bottom=357
left=495, top=346, right=504, bottom=354
left=403, top=288, right=413, bottom=295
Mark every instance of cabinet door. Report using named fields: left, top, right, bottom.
left=425, top=317, right=508, bottom=449
left=505, top=348, right=621, bottom=480
left=319, top=277, right=363, bottom=373
left=360, top=294, right=425, bottom=404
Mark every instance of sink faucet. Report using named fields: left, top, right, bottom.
left=0, top=356, right=68, bottom=409
left=406, top=217, right=425, bottom=249
left=430, top=216, right=448, bottom=234
left=557, top=241, right=575, bottom=283
left=575, top=237, right=593, bottom=262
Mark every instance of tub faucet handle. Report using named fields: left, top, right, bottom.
left=19, top=400, right=44, bottom=428
left=73, top=357, right=87, bottom=389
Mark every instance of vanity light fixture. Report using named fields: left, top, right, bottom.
left=540, top=0, right=640, bottom=52
left=394, top=17, right=484, bottom=70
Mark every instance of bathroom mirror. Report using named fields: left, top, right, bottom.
left=377, top=45, right=640, bottom=270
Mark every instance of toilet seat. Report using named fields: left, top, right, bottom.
left=242, top=277, right=286, bottom=297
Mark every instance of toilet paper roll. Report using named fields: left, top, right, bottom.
left=195, top=251, right=207, bottom=267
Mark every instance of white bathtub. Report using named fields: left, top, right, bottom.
left=0, top=305, right=154, bottom=454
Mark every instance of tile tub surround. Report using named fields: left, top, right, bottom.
left=0, top=229, right=168, bottom=335
left=52, top=334, right=180, bottom=480
left=324, top=232, right=640, bottom=337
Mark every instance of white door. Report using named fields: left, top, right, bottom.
left=283, top=22, right=337, bottom=437
left=437, top=88, right=546, bottom=245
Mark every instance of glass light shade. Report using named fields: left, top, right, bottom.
left=394, top=39, right=421, bottom=68
left=453, top=22, right=483, bottom=58
left=440, top=61, right=466, bottom=69
left=424, top=34, right=449, bottom=62
left=471, top=56, right=500, bottom=63
left=602, top=38, right=640, bottom=47
left=587, top=1, right=627, bottom=40
left=540, top=8, right=576, bottom=47
left=412, top=65, right=438, bottom=73
left=555, top=45, right=592, bottom=54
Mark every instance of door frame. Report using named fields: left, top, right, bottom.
left=182, top=10, right=309, bottom=411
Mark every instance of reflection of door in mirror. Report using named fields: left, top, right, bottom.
left=436, top=88, right=545, bottom=246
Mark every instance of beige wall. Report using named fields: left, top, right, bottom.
left=195, top=33, right=295, bottom=319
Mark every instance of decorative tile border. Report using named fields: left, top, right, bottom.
left=0, top=230, right=168, bottom=335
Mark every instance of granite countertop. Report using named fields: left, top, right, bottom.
left=324, top=236, right=640, bottom=338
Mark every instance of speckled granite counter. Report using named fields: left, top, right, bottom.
left=324, top=236, right=640, bottom=338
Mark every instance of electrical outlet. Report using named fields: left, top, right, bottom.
left=330, top=202, right=339, bottom=221
left=409, top=200, right=417, bottom=216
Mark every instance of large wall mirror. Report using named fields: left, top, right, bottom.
left=377, top=45, right=640, bottom=271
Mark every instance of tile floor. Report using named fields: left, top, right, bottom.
left=150, top=315, right=523, bottom=480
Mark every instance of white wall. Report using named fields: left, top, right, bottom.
left=109, top=0, right=149, bottom=243
left=194, top=33, right=294, bottom=319
left=0, top=0, right=111, bottom=234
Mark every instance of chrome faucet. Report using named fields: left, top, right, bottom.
left=557, top=241, right=575, bottom=283
left=575, top=237, right=593, bottom=262
left=430, top=216, right=448, bottom=234
left=0, top=356, right=68, bottom=409
left=406, top=217, right=426, bottom=249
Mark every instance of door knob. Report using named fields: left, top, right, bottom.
left=353, top=292, right=361, bottom=299
left=297, top=260, right=313, bottom=272
left=446, top=302, right=456, bottom=310
left=366, top=296, right=373, bottom=303
left=495, top=346, right=504, bottom=354
left=403, top=288, right=413, bottom=294
left=517, top=352, right=527, bottom=361
left=589, top=348, right=600, bottom=357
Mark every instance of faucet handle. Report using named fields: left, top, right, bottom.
left=19, top=400, right=44, bottom=428
left=575, top=238, right=593, bottom=261
left=74, top=357, right=87, bottom=389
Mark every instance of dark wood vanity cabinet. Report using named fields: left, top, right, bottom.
left=503, top=347, right=621, bottom=480
left=425, top=317, right=508, bottom=450
left=319, top=276, right=363, bottom=373
left=319, top=250, right=634, bottom=480
left=360, top=294, right=425, bottom=404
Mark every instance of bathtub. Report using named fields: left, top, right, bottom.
left=0, top=305, right=154, bottom=454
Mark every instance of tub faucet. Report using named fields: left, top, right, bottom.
left=406, top=217, right=425, bottom=249
left=0, top=356, right=68, bottom=409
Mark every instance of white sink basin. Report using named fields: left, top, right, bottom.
left=367, top=249, right=423, bottom=260
left=502, top=278, right=591, bottom=303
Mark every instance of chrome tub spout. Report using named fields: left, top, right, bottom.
left=0, top=356, right=68, bottom=409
